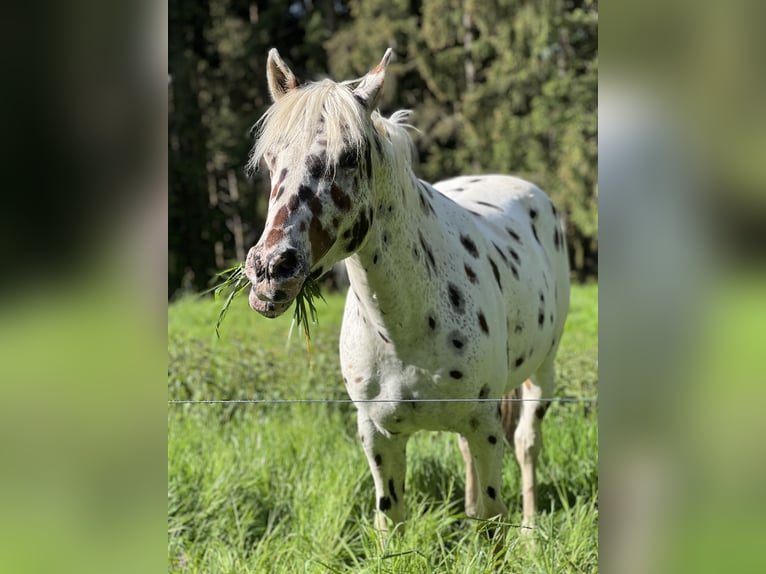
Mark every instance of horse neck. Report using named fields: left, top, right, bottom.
left=345, top=167, right=447, bottom=336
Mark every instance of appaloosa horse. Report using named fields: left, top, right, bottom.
left=245, top=49, right=570, bottom=535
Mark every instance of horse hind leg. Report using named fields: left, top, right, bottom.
left=513, top=361, right=556, bottom=534
left=458, top=434, right=478, bottom=517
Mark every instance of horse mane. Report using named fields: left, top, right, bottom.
left=248, top=78, right=415, bottom=176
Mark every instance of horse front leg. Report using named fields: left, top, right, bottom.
left=357, top=414, right=409, bottom=534
left=460, top=403, right=509, bottom=523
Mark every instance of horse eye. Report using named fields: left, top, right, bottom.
left=338, top=149, right=357, bottom=169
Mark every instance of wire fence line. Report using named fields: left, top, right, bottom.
left=168, top=397, right=597, bottom=405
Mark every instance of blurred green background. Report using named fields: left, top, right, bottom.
left=169, top=0, right=598, bottom=296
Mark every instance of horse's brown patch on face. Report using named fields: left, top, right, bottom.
left=524, top=379, right=532, bottom=391
left=264, top=206, right=289, bottom=249
left=331, top=184, right=351, bottom=212
left=309, top=216, right=335, bottom=262
left=264, top=228, right=284, bottom=250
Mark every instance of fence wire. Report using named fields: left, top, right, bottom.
left=168, top=397, right=597, bottom=405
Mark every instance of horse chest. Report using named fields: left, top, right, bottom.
left=339, top=305, right=507, bottom=434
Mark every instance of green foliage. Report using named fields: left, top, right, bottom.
left=169, top=0, right=598, bottom=295
left=168, top=285, right=598, bottom=572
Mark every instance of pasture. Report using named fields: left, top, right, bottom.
left=168, top=283, right=598, bottom=573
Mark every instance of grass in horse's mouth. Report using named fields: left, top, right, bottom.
left=212, top=264, right=324, bottom=348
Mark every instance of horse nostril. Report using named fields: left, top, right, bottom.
left=269, top=249, right=300, bottom=280
left=254, top=257, right=265, bottom=280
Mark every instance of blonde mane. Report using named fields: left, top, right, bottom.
left=248, top=79, right=415, bottom=176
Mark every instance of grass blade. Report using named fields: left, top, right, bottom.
left=211, top=264, right=325, bottom=347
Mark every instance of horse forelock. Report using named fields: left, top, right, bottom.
left=248, top=80, right=368, bottom=175
left=248, top=79, right=416, bottom=179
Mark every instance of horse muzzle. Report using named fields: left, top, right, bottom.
left=245, top=245, right=308, bottom=318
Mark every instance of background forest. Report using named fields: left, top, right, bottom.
left=169, top=0, right=598, bottom=296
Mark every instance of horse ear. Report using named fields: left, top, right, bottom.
left=352, top=48, right=393, bottom=110
left=266, top=48, right=299, bottom=102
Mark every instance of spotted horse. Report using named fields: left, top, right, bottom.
left=245, top=49, right=570, bottom=538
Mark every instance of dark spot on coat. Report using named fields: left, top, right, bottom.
left=464, top=264, right=478, bottom=284
left=538, top=310, right=545, bottom=327
left=476, top=200, right=503, bottom=212
left=460, top=235, right=479, bottom=258
left=478, top=312, right=489, bottom=335
left=479, top=385, right=489, bottom=399
left=469, top=178, right=482, bottom=183
left=452, top=339, right=463, bottom=349
left=298, top=184, right=314, bottom=203
left=453, top=187, right=464, bottom=192
left=309, top=216, right=335, bottom=261
left=337, top=148, right=358, bottom=169
left=506, top=227, right=521, bottom=242
left=510, top=264, right=519, bottom=280
left=448, top=284, right=465, bottom=313
left=554, top=227, right=562, bottom=250
left=418, top=231, right=436, bottom=272
left=488, top=257, right=502, bottom=291
left=364, top=142, right=373, bottom=180
left=378, top=331, right=390, bottom=343
left=305, top=197, right=322, bottom=219
left=306, top=154, right=325, bottom=179
left=514, top=323, right=523, bottom=334
left=531, top=222, right=541, bottom=244
left=373, top=253, right=378, bottom=264
left=288, top=193, right=300, bottom=212
left=379, top=496, right=392, bottom=511
left=428, top=316, right=436, bottom=330
left=492, top=242, right=509, bottom=265
left=449, top=370, right=463, bottom=379
left=374, top=454, right=382, bottom=466
left=529, top=208, right=538, bottom=219
left=469, top=417, right=479, bottom=430
left=488, top=435, right=497, bottom=444
left=277, top=167, right=288, bottom=184
left=418, top=191, right=433, bottom=216
left=346, top=209, right=370, bottom=252
left=514, top=356, right=525, bottom=367
left=487, top=486, right=496, bottom=499
left=330, top=184, right=351, bottom=212
left=508, top=248, right=520, bottom=264
left=389, top=478, right=398, bottom=503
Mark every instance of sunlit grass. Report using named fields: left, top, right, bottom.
left=168, top=283, right=598, bottom=573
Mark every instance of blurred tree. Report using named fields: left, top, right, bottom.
left=169, top=0, right=598, bottom=295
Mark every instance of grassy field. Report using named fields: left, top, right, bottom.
left=168, top=283, right=598, bottom=573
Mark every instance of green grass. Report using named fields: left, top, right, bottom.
left=168, top=283, right=598, bottom=573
